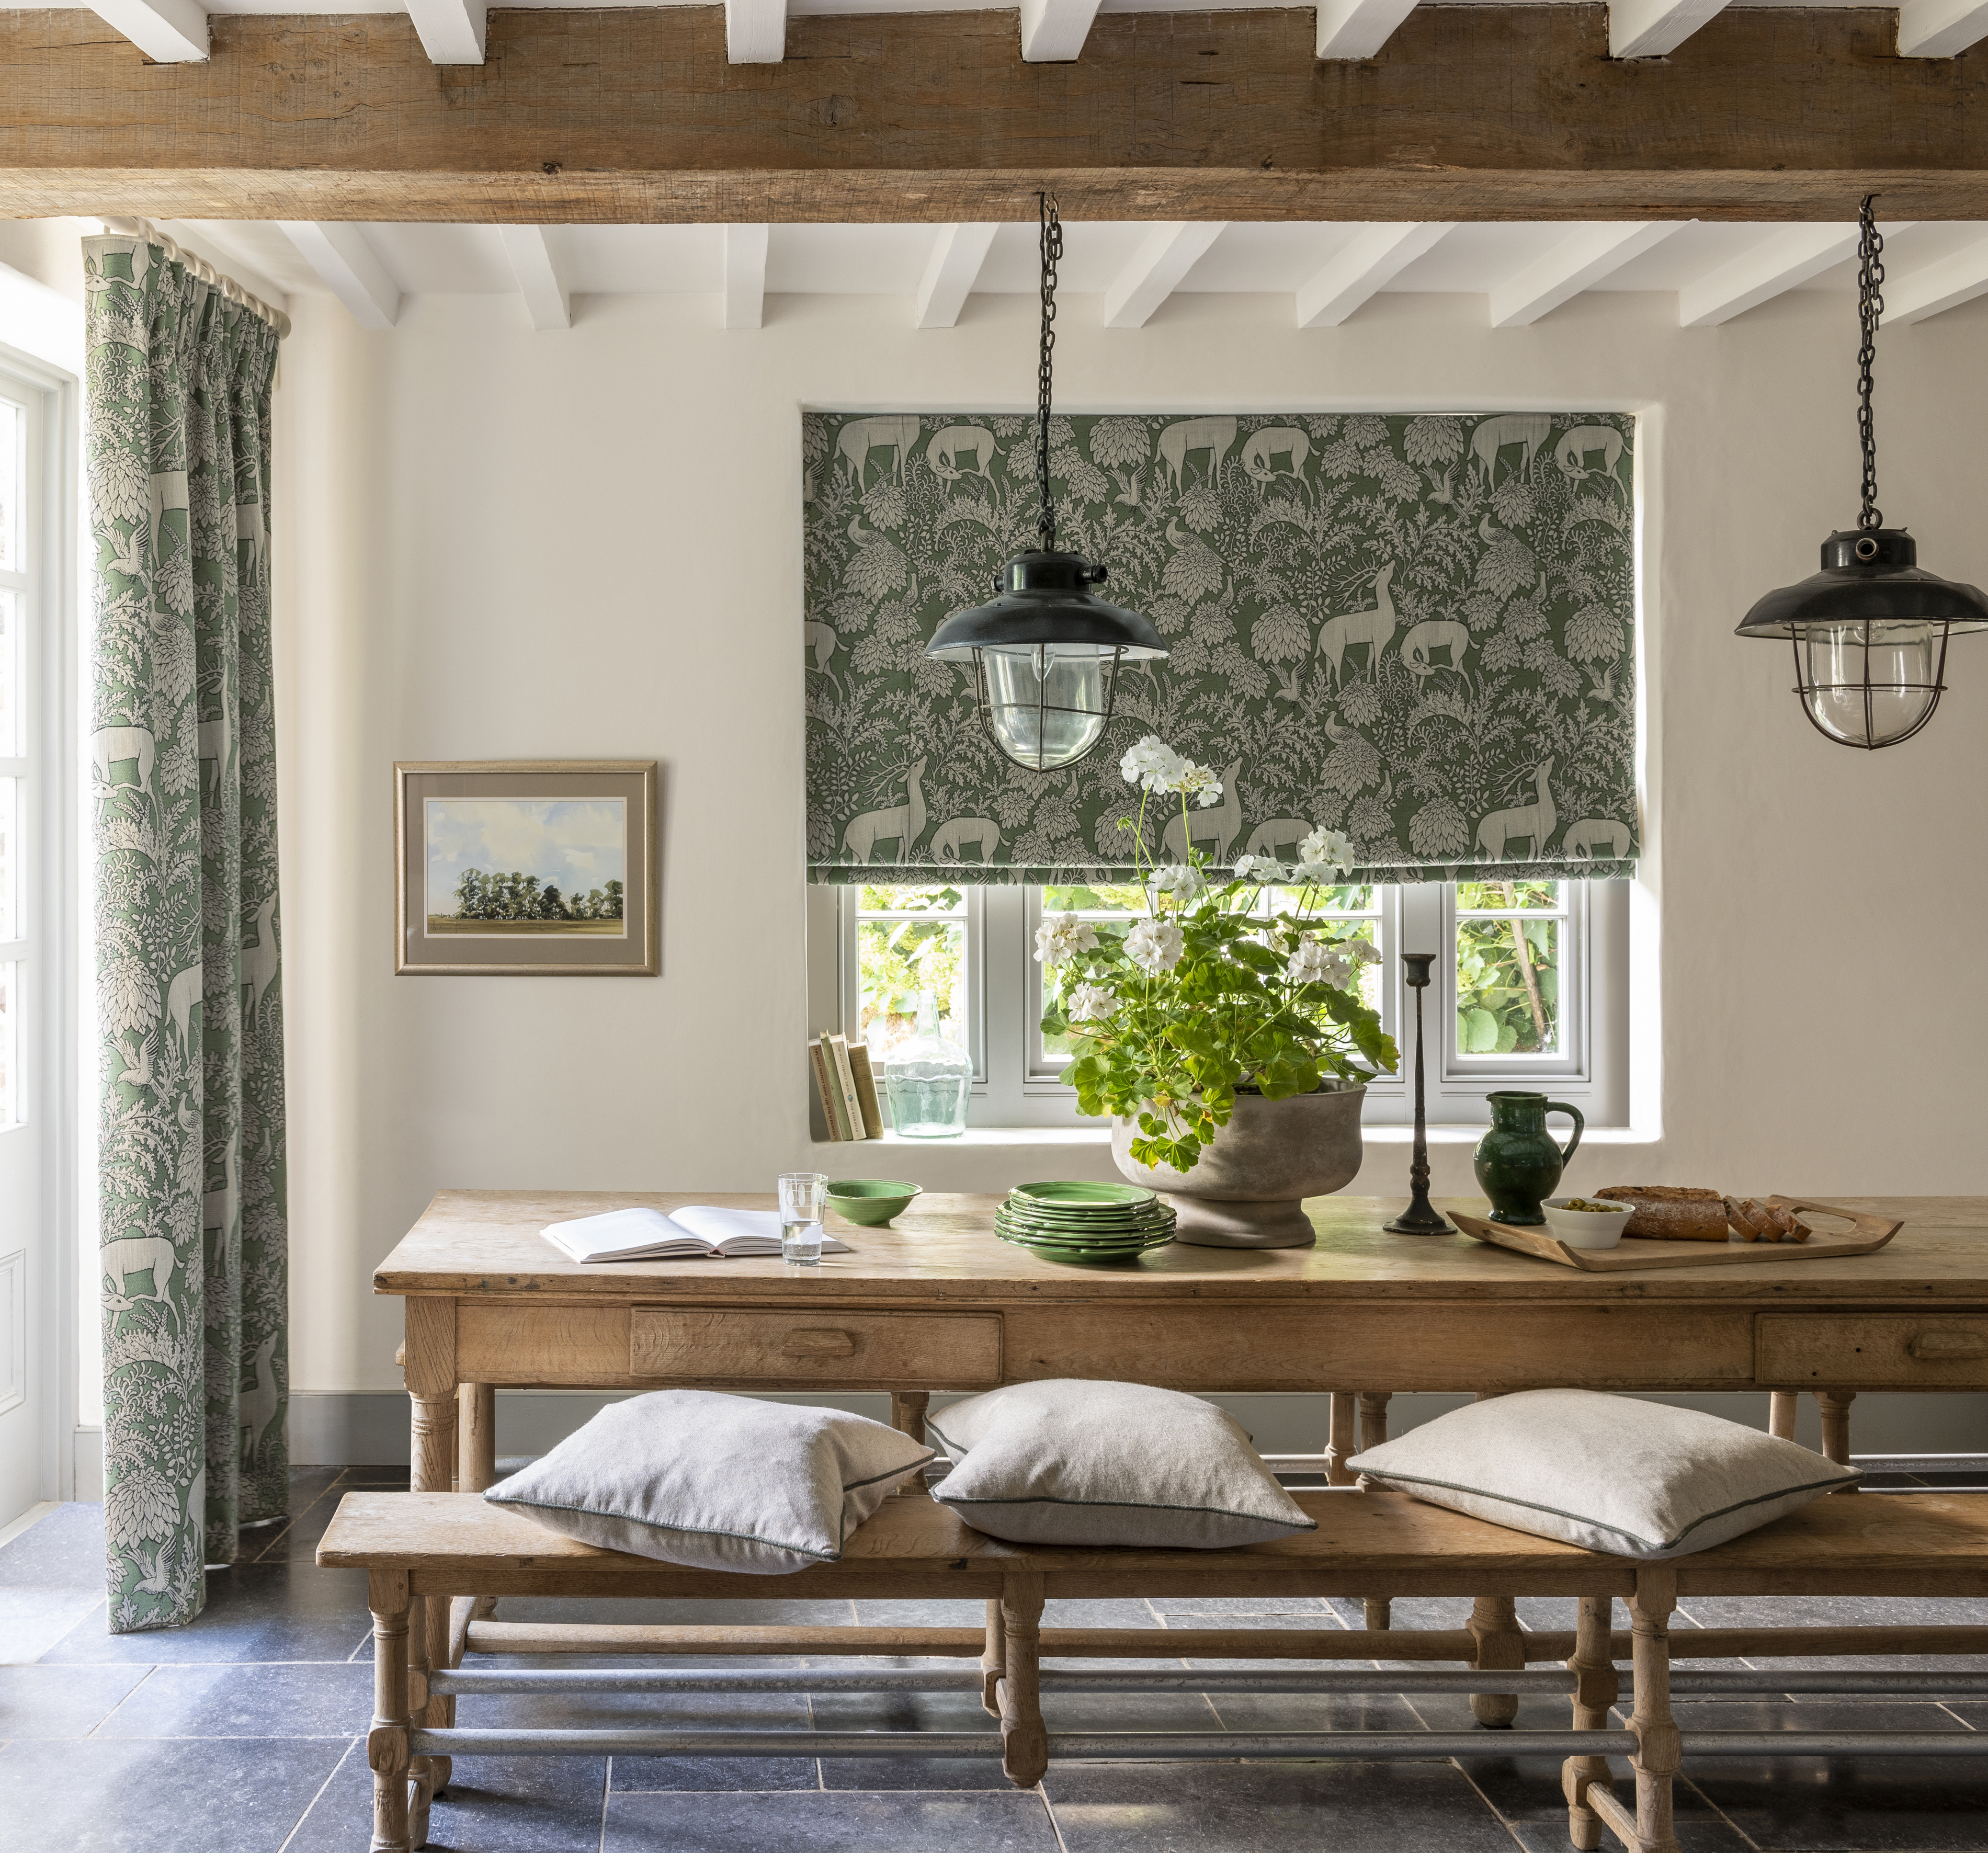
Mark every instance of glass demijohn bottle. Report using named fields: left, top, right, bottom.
left=881, top=990, right=972, bottom=1139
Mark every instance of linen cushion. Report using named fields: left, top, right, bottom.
left=1347, top=1387, right=1857, bottom=1560
left=485, top=1390, right=934, bottom=1574
left=928, top=1379, right=1315, bottom=1549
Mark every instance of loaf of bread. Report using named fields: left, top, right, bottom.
left=1594, top=1185, right=1730, bottom=1241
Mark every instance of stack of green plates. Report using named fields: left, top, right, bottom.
left=995, top=1181, right=1176, bottom=1264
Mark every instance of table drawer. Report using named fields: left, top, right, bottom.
left=630, top=1308, right=1003, bottom=1388
left=1757, top=1313, right=1988, bottom=1388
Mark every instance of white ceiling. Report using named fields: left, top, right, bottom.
left=158, top=216, right=1988, bottom=325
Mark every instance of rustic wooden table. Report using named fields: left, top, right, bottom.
left=375, top=1190, right=1988, bottom=1718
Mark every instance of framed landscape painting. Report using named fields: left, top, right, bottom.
left=394, top=761, right=660, bottom=975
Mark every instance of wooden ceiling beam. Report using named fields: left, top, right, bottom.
left=498, top=224, right=571, bottom=329
left=915, top=223, right=999, bottom=328
left=10, top=8, right=1988, bottom=224
left=1295, top=221, right=1453, bottom=327
left=724, top=222, right=769, bottom=327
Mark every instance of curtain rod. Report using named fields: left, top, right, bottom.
left=97, top=216, right=293, bottom=339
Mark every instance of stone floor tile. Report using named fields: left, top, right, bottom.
left=811, top=1684, right=1009, bottom=1790
left=453, top=1685, right=810, bottom=1734
left=91, top=1661, right=373, bottom=1737
left=0, top=1662, right=147, bottom=1735
left=606, top=1789, right=1062, bottom=1851
left=0, top=1733, right=348, bottom=1851
left=1509, top=1815, right=1757, bottom=1852
left=1043, top=1759, right=1520, bottom=1852
left=289, top=1736, right=611, bottom=1852
left=492, top=1594, right=861, bottom=1628
left=607, top=1750, right=819, bottom=1790
left=0, top=1586, right=106, bottom=1664
left=1678, top=1594, right=1988, bottom=1675
left=1147, top=1595, right=1331, bottom=1617
left=41, top=1562, right=374, bottom=1665
left=1201, top=1690, right=1428, bottom=1735
left=0, top=1502, right=108, bottom=1588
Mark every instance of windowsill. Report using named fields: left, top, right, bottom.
left=816, top=1123, right=1654, bottom=1149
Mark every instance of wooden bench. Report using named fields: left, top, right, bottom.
left=321, top=1489, right=1988, bottom=1853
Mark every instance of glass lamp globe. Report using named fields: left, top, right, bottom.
left=927, top=550, right=1169, bottom=772
left=1736, top=529, right=1988, bottom=750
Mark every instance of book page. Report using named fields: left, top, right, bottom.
left=542, top=1206, right=691, bottom=1262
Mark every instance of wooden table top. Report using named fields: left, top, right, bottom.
left=374, top=1191, right=1988, bottom=1305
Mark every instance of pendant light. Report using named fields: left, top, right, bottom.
left=925, top=195, right=1168, bottom=772
left=1736, top=197, right=1988, bottom=749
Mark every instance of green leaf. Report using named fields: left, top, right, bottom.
left=1494, top=1020, right=1519, bottom=1054
left=1461, top=1008, right=1499, bottom=1053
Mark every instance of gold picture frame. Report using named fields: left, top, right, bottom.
left=394, top=761, right=660, bottom=976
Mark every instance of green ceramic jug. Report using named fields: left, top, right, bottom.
left=1472, top=1090, right=1585, bottom=1225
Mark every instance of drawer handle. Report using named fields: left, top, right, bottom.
left=782, top=1328, right=858, bottom=1359
left=1909, top=1330, right=1988, bottom=1362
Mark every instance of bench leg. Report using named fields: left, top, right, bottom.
left=1324, top=1392, right=1358, bottom=1485
left=417, top=1593, right=452, bottom=1799
left=1357, top=1394, right=1392, bottom=1630
left=1562, top=1595, right=1620, bottom=1852
left=1627, top=1566, right=1683, bottom=1853
left=997, top=1573, right=1048, bottom=1788
left=1768, top=1391, right=1799, bottom=1441
left=981, top=1598, right=1006, bottom=1718
left=1469, top=1596, right=1525, bottom=1727
left=1818, top=1390, right=1857, bottom=1489
left=368, top=1570, right=414, bottom=1853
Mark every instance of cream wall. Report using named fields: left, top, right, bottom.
left=272, top=282, right=1988, bottom=1409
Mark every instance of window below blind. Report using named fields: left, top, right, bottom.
left=822, top=879, right=1629, bottom=1132
left=803, top=411, right=1640, bottom=888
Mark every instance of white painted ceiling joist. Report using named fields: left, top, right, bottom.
left=1882, top=236, right=1988, bottom=324
left=1677, top=221, right=1911, bottom=326
left=1314, top=0, right=1419, bottom=59
left=1896, top=0, right=1988, bottom=55
left=727, top=0, right=786, bottom=62
left=1101, top=222, right=1226, bottom=329
left=1020, top=0, right=1104, bottom=62
left=1489, top=221, right=1686, bottom=328
left=278, top=222, right=401, bottom=330
left=91, top=0, right=208, bottom=62
left=915, top=224, right=998, bottom=330
left=405, top=0, right=486, bottom=63
left=1608, top=0, right=1733, bottom=60
left=498, top=226, right=571, bottom=331
left=724, top=224, right=769, bottom=329
left=1296, top=222, right=1453, bottom=327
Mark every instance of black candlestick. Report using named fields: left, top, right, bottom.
left=1384, top=952, right=1453, bottom=1236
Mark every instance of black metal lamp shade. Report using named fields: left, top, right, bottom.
left=928, top=549, right=1169, bottom=772
left=1736, top=529, right=1988, bottom=750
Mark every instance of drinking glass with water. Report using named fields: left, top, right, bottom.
left=778, top=1172, right=828, bottom=1266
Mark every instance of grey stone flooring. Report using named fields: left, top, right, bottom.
left=2, top=1470, right=1985, bottom=1851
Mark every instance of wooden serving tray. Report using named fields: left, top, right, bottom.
left=1452, top=1198, right=1904, bottom=1271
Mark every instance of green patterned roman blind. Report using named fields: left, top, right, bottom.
left=803, top=412, right=1639, bottom=885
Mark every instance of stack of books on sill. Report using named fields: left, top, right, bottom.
left=811, top=1031, right=885, bottom=1141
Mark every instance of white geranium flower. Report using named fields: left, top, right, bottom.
left=1295, top=826, right=1356, bottom=877
left=1234, top=854, right=1288, bottom=884
left=1287, top=937, right=1352, bottom=989
left=1174, top=760, right=1223, bottom=808
left=1067, top=982, right=1119, bottom=1024
left=1120, top=734, right=1186, bottom=792
left=1032, top=912, right=1099, bottom=967
left=1126, top=919, right=1186, bottom=974
left=1341, top=938, right=1381, bottom=966
left=1148, top=862, right=1205, bottom=904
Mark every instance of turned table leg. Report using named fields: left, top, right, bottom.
left=1627, top=1566, right=1684, bottom=1853
left=1768, top=1391, right=1800, bottom=1441
left=1358, top=1393, right=1393, bottom=1631
left=892, top=1392, right=931, bottom=1495
left=1324, top=1393, right=1358, bottom=1486
left=1563, top=1594, right=1620, bottom=1852
left=997, top=1572, right=1049, bottom=1788
left=981, top=1597, right=1006, bottom=1718
left=368, top=1570, right=414, bottom=1853
left=1817, top=1390, right=1858, bottom=1488
left=404, top=1300, right=459, bottom=1496
left=457, top=1383, right=497, bottom=1492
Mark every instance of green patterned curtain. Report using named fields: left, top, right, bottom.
left=85, top=233, right=287, bottom=1631
left=804, top=412, right=1639, bottom=884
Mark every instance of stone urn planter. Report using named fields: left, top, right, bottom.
left=1110, top=1081, right=1367, bottom=1249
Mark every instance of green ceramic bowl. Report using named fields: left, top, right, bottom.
left=824, top=1179, right=923, bottom=1227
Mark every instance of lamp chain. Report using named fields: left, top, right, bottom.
left=1036, top=192, right=1062, bottom=551
left=1856, top=193, right=1884, bottom=532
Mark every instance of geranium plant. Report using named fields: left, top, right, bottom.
left=1038, top=736, right=1400, bottom=1175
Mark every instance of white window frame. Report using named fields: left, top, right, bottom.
left=832, top=876, right=1629, bottom=1130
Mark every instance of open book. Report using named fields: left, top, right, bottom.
left=541, top=1204, right=854, bottom=1265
